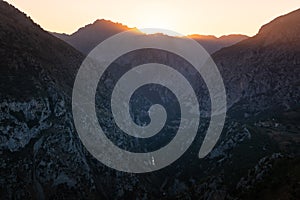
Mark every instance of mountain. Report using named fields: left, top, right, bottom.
left=0, top=2, right=83, bottom=97
left=213, top=8, right=300, bottom=113
left=0, top=0, right=299, bottom=199
left=205, top=8, right=300, bottom=198
left=52, top=21, right=248, bottom=55
left=188, top=34, right=248, bottom=54
left=52, top=19, right=133, bottom=54
left=162, top=9, right=300, bottom=198
left=0, top=1, right=98, bottom=199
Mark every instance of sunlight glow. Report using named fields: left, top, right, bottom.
left=5, top=0, right=300, bottom=36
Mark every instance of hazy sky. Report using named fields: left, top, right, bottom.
left=6, top=0, right=300, bottom=36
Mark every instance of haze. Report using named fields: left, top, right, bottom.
left=6, top=0, right=300, bottom=36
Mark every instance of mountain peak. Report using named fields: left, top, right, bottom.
left=71, top=19, right=131, bottom=37
left=92, top=19, right=130, bottom=30
left=188, top=34, right=217, bottom=40
left=256, top=8, right=300, bottom=45
left=52, top=19, right=133, bottom=54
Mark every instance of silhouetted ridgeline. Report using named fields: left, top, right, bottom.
left=53, top=21, right=248, bottom=55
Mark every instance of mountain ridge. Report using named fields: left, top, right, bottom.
left=52, top=19, right=134, bottom=54
left=0, top=0, right=84, bottom=98
left=212, top=8, right=300, bottom=115
left=52, top=19, right=248, bottom=54
left=257, top=8, right=300, bottom=44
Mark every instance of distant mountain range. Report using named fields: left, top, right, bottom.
left=188, top=34, right=248, bottom=54
left=52, top=19, right=132, bottom=55
left=52, top=20, right=248, bottom=54
left=0, top=0, right=299, bottom=199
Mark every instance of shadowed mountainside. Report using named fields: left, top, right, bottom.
left=213, top=8, right=300, bottom=114
left=0, top=1, right=83, bottom=98
left=52, top=19, right=133, bottom=54
left=188, top=34, right=248, bottom=54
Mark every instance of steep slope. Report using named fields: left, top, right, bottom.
left=213, top=8, right=300, bottom=116
left=0, top=2, right=84, bottom=97
left=0, top=1, right=99, bottom=199
left=53, top=19, right=132, bottom=54
left=168, top=8, right=300, bottom=199
left=204, top=10, right=300, bottom=197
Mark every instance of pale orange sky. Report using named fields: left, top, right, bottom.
left=5, top=0, right=300, bottom=37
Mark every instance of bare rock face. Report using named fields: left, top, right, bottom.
left=0, top=1, right=96, bottom=199
left=213, top=9, right=300, bottom=116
